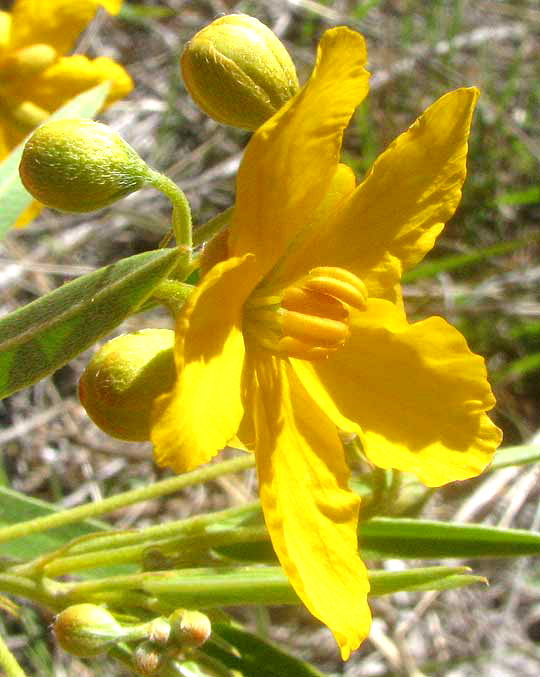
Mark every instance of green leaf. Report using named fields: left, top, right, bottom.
left=491, top=444, right=540, bottom=470
left=0, top=82, right=110, bottom=238
left=402, top=238, right=533, bottom=282
left=206, top=623, right=325, bottom=677
left=118, top=3, right=176, bottom=21
left=0, top=486, right=106, bottom=563
left=217, top=511, right=540, bottom=563
left=496, top=185, right=540, bottom=206
left=359, top=517, right=540, bottom=560
left=0, top=487, right=133, bottom=577
left=0, top=247, right=182, bottom=399
left=142, top=564, right=481, bottom=608
left=494, top=352, right=540, bottom=383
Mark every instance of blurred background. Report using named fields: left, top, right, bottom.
left=1, top=1, right=539, bottom=674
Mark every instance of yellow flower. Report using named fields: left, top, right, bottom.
left=151, top=27, right=502, bottom=659
left=0, top=0, right=132, bottom=225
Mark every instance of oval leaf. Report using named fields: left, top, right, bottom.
left=0, top=247, right=182, bottom=399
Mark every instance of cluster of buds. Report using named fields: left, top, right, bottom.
left=17, top=14, right=301, bottom=442
left=53, top=604, right=211, bottom=673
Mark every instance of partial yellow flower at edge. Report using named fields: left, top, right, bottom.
left=151, top=26, right=502, bottom=659
left=7, top=0, right=122, bottom=55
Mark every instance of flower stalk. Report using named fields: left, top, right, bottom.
left=0, top=455, right=254, bottom=547
left=147, top=170, right=193, bottom=252
left=0, top=632, right=27, bottom=677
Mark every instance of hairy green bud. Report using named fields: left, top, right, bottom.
left=181, top=14, right=299, bottom=130
left=19, top=118, right=149, bottom=212
left=53, top=604, right=122, bottom=658
left=79, top=329, right=175, bottom=442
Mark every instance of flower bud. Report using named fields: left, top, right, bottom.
left=133, top=640, right=164, bottom=675
left=181, top=14, right=299, bottom=130
left=19, top=118, right=150, bottom=212
left=169, top=609, right=211, bottom=648
left=79, top=329, right=175, bottom=442
left=53, top=604, right=122, bottom=658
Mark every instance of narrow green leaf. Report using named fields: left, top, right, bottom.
left=496, top=186, right=540, bottom=206
left=0, top=487, right=132, bottom=577
left=0, top=82, right=110, bottom=238
left=118, top=3, right=176, bottom=20
left=0, top=486, right=106, bottom=562
left=0, top=247, right=182, bottom=399
left=143, top=565, right=480, bottom=608
left=207, top=623, right=325, bottom=677
left=494, top=352, right=540, bottom=383
left=359, top=517, right=540, bottom=560
left=402, top=238, right=533, bottom=282
left=491, top=444, right=540, bottom=470
left=218, top=511, right=540, bottom=563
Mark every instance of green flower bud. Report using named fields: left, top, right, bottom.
left=181, top=14, right=299, bottom=130
left=79, top=329, right=175, bottom=442
left=169, top=609, right=211, bottom=648
left=19, top=118, right=150, bottom=212
left=53, top=604, right=122, bottom=658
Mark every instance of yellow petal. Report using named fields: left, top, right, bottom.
left=13, top=200, right=44, bottom=228
left=8, top=0, right=115, bottom=54
left=254, top=355, right=371, bottom=659
left=27, top=55, right=132, bottom=112
left=268, top=162, right=357, bottom=288
left=151, top=255, right=260, bottom=473
left=0, top=12, right=10, bottom=53
left=98, top=0, right=122, bottom=14
left=229, top=27, right=369, bottom=276
left=293, top=298, right=502, bottom=487
left=283, top=88, right=478, bottom=303
left=0, top=124, right=9, bottom=160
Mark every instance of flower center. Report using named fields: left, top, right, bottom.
left=244, top=266, right=367, bottom=360
left=0, top=44, right=57, bottom=80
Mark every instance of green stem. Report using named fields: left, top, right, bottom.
left=0, top=633, right=26, bottom=677
left=0, top=573, right=62, bottom=609
left=387, top=469, right=403, bottom=506
left=60, top=567, right=300, bottom=609
left=0, top=455, right=254, bottom=547
left=37, top=520, right=265, bottom=579
left=192, top=207, right=233, bottom=248
left=67, top=502, right=261, bottom=556
left=359, top=468, right=388, bottom=520
left=150, top=279, right=194, bottom=316
left=147, top=170, right=192, bottom=250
